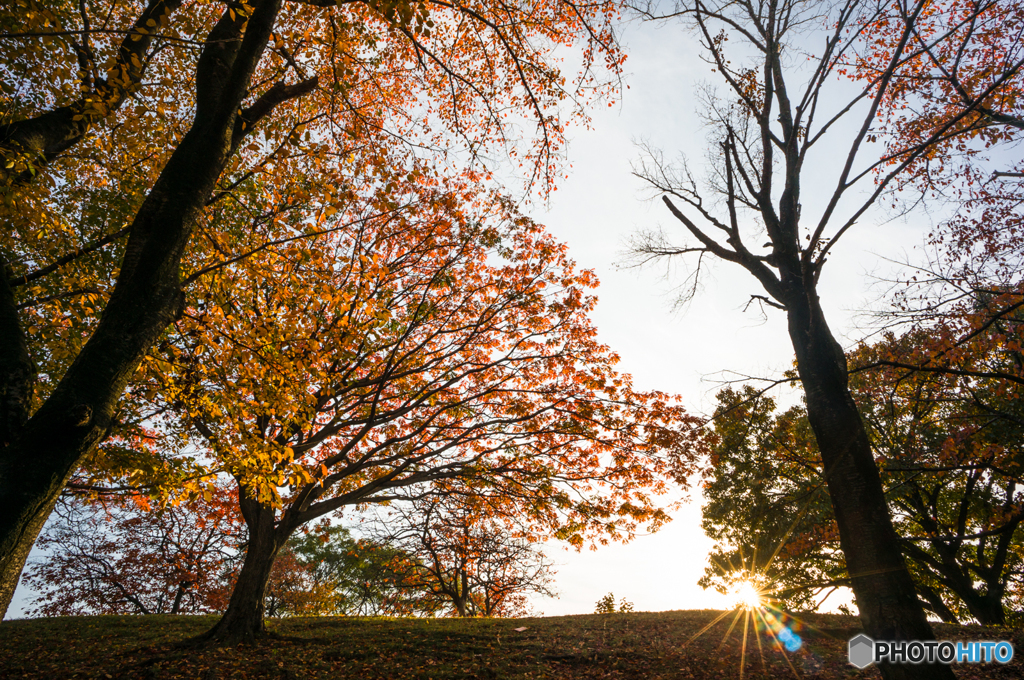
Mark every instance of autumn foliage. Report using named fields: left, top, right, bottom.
left=23, top=488, right=243, bottom=616
left=849, top=0, right=1024, bottom=397
left=148, top=190, right=694, bottom=532
left=264, top=526, right=432, bottom=617
left=130, top=182, right=699, bottom=641
left=851, top=0, right=1023, bottom=185
left=0, top=0, right=631, bottom=617
left=374, top=496, right=557, bottom=618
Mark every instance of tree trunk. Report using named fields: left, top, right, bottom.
left=936, top=566, right=1005, bottom=626
left=980, top=599, right=1006, bottom=627
left=0, top=138, right=222, bottom=616
left=0, top=0, right=283, bottom=618
left=199, top=490, right=291, bottom=645
left=171, top=581, right=192, bottom=615
left=916, top=583, right=959, bottom=625
left=786, top=291, right=955, bottom=680
left=959, top=584, right=1006, bottom=626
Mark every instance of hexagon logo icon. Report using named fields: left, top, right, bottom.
left=848, top=634, right=875, bottom=669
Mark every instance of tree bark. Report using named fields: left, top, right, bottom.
left=785, top=289, right=956, bottom=680
left=0, top=0, right=285, bottom=618
left=0, top=259, right=36, bottom=448
left=199, top=493, right=285, bottom=645
left=958, top=581, right=1005, bottom=626
left=0, top=0, right=184, bottom=185
left=916, top=583, right=959, bottom=625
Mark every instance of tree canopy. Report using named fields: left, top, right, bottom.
left=139, top=181, right=699, bottom=641
left=23, top=486, right=243, bottom=616
left=701, top=332, right=1024, bottom=625
left=0, top=0, right=628, bottom=617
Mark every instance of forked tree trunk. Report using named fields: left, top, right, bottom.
left=199, top=494, right=287, bottom=645
left=961, top=585, right=1006, bottom=627
left=786, top=291, right=956, bottom=680
left=915, top=552, right=1007, bottom=626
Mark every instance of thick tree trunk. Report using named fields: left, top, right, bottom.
left=959, top=584, right=1005, bottom=626
left=0, top=0, right=284, bottom=619
left=203, top=536, right=278, bottom=643
left=0, top=128, right=225, bottom=616
left=199, top=491, right=291, bottom=645
left=786, top=291, right=955, bottom=680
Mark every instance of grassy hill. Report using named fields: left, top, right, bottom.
left=1, top=609, right=1020, bottom=679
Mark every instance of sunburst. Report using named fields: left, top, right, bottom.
left=681, top=565, right=821, bottom=680
left=675, top=473, right=856, bottom=678
left=730, top=579, right=764, bottom=611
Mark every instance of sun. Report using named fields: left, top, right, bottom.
left=730, top=579, right=764, bottom=611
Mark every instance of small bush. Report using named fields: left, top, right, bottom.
left=594, top=592, right=634, bottom=614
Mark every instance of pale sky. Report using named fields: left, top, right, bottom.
left=520, top=17, right=937, bottom=617
left=6, top=14, right=941, bottom=621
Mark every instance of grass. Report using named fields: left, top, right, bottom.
left=1, top=609, right=1021, bottom=679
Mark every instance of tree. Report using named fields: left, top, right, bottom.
left=135, top=187, right=698, bottom=642
left=0, top=0, right=627, bottom=617
left=849, top=2, right=1024, bottom=625
left=699, top=387, right=845, bottom=614
left=377, top=495, right=557, bottom=617
left=594, top=592, right=633, bottom=613
left=701, top=346, right=1024, bottom=626
left=852, top=336, right=1024, bottom=626
left=626, top=2, right=1019, bottom=675
left=849, top=0, right=1024, bottom=402
left=22, top=486, right=243, bottom=616
left=266, top=525, right=433, bottom=617
left=852, top=0, right=1024, bottom=184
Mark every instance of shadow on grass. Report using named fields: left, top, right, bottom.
left=1, top=610, right=1020, bottom=679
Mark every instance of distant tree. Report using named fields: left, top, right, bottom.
left=852, top=336, right=1024, bottom=626
left=594, top=592, right=633, bottom=614
left=265, top=525, right=431, bottom=617
left=378, top=495, right=557, bottom=617
left=23, top=488, right=243, bottom=616
left=594, top=592, right=617, bottom=614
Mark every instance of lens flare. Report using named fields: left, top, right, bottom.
left=760, top=607, right=803, bottom=652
